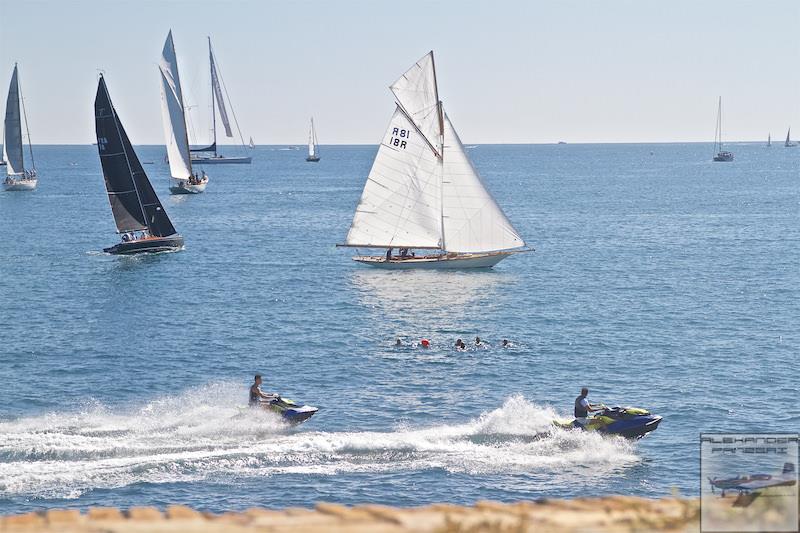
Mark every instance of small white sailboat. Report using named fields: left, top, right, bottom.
left=159, top=30, right=208, bottom=194
left=767, top=133, right=771, bottom=147
left=306, top=117, right=320, bottom=162
left=248, top=136, right=255, bottom=149
left=3, top=64, right=38, bottom=191
left=712, top=96, right=733, bottom=162
left=190, top=37, right=252, bottom=165
left=785, top=128, right=796, bottom=147
left=338, top=51, right=528, bottom=269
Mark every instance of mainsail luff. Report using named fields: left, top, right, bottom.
left=3, top=64, right=24, bottom=175
left=159, top=30, right=193, bottom=180
left=95, top=76, right=177, bottom=237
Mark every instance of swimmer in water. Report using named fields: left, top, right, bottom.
left=455, top=338, right=466, bottom=350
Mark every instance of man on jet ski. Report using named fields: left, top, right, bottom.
left=574, top=387, right=603, bottom=427
left=249, top=374, right=278, bottom=406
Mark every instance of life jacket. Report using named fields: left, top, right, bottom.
left=574, top=395, right=588, bottom=418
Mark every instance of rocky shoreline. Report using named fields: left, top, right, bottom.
left=0, top=496, right=702, bottom=532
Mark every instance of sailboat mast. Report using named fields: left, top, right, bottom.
left=208, top=37, right=218, bottom=158
left=429, top=51, right=446, bottom=251
left=17, top=66, right=35, bottom=172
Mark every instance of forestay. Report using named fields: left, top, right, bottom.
left=3, top=65, right=24, bottom=175
left=159, top=31, right=193, bottom=180
left=441, top=112, right=524, bottom=253
left=390, top=52, right=442, bottom=156
left=344, top=107, right=443, bottom=249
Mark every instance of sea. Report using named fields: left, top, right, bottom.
left=0, top=143, right=797, bottom=514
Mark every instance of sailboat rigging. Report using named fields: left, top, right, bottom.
left=712, top=96, right=733, bottom=162
left=306, top=117, right=320, bottom=162
left=190, top=37, right=252, bottom=164
left=159, top=30, right=209, bottom=194
left=3, top=64, right=38, bottom=191
left=338, top=51, right=528, bottom=269
left=95, top=75, right=183, bottom=255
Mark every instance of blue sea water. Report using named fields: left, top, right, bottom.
left=0, top=143, right=797, bottom=513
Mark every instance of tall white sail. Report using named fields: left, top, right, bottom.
left=308, top=118, right=317, bottom=157
left=209, top=41, right=233, bottom=138
left=390, top=51, right=443, bottom=156
left=344, top=107, right=443, bottom=249
left=159, top=31, right=193, bottom=180
left=442, top=112, right=524, bottom=253
left=3, top=65, right=24, bottom=175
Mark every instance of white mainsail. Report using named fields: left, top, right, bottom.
left=441, top=112, right=524, bottom=253
left=209, top=40, right=233, bottom=138
left=3, top=65, right=24, bottom=175
left=390, top=52, right=442, bottom=156
left=308, top=118, right=317, bottom=158
left=344, top=107, right=443, bottom=249
left=159, top=30, right=193, bottom=180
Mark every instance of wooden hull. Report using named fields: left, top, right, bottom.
left=104, top=235, right=184, bottom=255
left=353, top=252, right=513, bottom=270
left=3, top=178, right=37, bottom=191
left=191, top=156, right=252, bottom=164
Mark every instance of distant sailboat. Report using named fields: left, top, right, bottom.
left=3, top=64, right=38, bottom=191
left=248, top=136, right=255, bottom=149
left=767, top=133, right=771, bottom=147
left=785, top=128, right=796, bottom=147
left=712, top=97, right=733, bottom=162
left=338, top=51, right=527, bottom=269
left=306, top=117, right=320, bottom=162
left=159, top=30, right=208, bottom=194
left=190, top=37, right=252, bottom=165
left=95, top=75, right=183, bottom=255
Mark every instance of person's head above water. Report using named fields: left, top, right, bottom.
left=475, top=337, right=481, bottom=344
left=455, top=338, right=462, bottom=346
left=502, top=339, right=509, bottom=346
left=581, top=387, right=588, bottom=397
left=395, top=338, right=402, bottom=346
left=254, top=374, right=262, bottom=385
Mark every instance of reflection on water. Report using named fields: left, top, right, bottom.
left=349, top=269, right=513, bottom=330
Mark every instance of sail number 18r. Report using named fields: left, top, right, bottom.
left=389, top=127, right=411, bottom=149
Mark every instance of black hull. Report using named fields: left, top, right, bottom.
left=306, top=156, right=320, bottom=162
left=104, top=235, right=184, bottom=255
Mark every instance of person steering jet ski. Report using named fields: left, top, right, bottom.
left=574, top=387, right=603, bottom=427
left=249, top=374, right=278, bottom=406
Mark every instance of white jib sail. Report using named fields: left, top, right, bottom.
left=209, top=45, right=233, bottom=138
left=3, top=65, right=24, bottom=175
left=390, top=51, right=442, bottom=156
left=441, top=112, right=524, bottom=253
left=159, top=31, right=192, bottom=180
left=344, top=107, right=443, bottom=249
left=308, top=119, right=316, bottom=157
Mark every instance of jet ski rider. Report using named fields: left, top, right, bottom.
left=574, top=387, right=603, bottom=427
left=249, top=374, right=278, bottom=406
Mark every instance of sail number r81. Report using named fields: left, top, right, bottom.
left=389, top=127, right=411, bottom=149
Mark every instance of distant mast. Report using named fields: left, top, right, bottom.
left=712, top=97, right=733, bottom=162
left=785, top=128, right=796, bottom=147
left=767, top=133, right=771, bottom=147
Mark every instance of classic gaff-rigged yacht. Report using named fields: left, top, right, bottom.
left=306, top=117, right=320, bottom=162
left=94, top=75, right=183, bottom=255
left=784, top=128, right=796, bottom=147
left=159, top=31, right=209, bottom=194
left=338, top=51, right=528, bottom=269
left=3, top=64, right=38, bottom=191
left=712, top=96, right=733, bottom=162
left=190, top=37, right=252, bottom=165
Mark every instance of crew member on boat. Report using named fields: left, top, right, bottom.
left=249, top=374, right=277, bottom=406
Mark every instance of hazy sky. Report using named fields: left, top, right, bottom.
left=1, top=0, right=798, bottom=144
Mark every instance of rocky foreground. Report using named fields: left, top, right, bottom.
left=0, top=497, right=704, bottom=532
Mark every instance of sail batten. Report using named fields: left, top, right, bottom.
left=3, top=65, right=24, bottom=175
left=159, top=31, right=193, bottom=180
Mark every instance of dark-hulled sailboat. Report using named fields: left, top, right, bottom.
left=94, top=75, right=183, bottom=255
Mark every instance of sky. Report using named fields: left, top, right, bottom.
left=1, top=0, right=799, bottom=144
